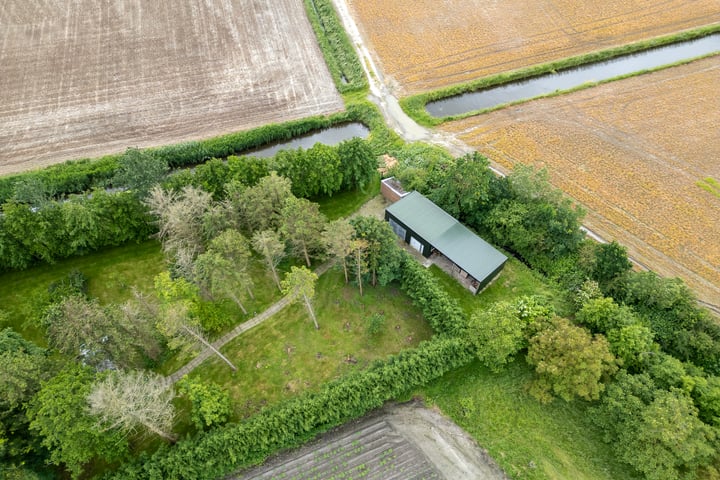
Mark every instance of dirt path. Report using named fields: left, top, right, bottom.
left=166, top=261, right=332, bottom=384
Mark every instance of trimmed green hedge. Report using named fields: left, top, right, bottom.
left=304, top=0, right=367, bottom=93
left=398, top=251, right=467, bottom=336
left=106, top=336, right=474, bottom=479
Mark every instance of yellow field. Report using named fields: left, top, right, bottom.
left=441, top=57, right=720, bottom=306
left=348, top=0, right=720, bottom=94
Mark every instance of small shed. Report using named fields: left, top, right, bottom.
left=385, top=191, right=507, bottom=294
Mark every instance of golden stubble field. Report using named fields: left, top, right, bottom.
left=347, top=0, right=720, bottom=95
left=0, top=0, right=344, bottom=175
left=441, top=57, right=720, bottom=306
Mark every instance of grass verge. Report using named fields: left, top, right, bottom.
left=401, top=24, right=720, bottom=126
left=419, top=359, right=640, bottom=480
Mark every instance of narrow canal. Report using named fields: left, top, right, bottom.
left=426, top=33, right=720, bottom=117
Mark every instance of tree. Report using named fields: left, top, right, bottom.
left=281, top=266, right=319, bottom=329
left=349, top=238, right=368, bottom=296
left=468, top=296, right=554, bottom=372
left=0, top=327, right=53, bottom=468
left=193, top=158, right=230, bottom=200
left=153, top=273, right=237, bottom=371
left=194, top=250, right=250, bottom=314
left=176, top=377, right=231, bottom=431
left=27, top=365, right=127, bottom=479
left=60, top=197, right=100, bottom=253
left=194, top=229, right=255, bottom=312
left=595, top=373, right=718, bottom=480
left=350, top=216, right=403, bottom=287
left=112, top=147, right=169, bottom=199
left=237, top=172, right=294, bottom=232
left=592, top=241, right=632, bottom=294
left=428, top=152, right=493, bottom=223
left=527, top=317, right=618, bottom=402
left=337, top=137, right=377, bottom=191
left=43, top=295, right=156, bottom=369
left=280, top=197, right=327, bottom=267
left=145, top=185, right=213, bottom=278
left=252, top=229, right=286, bottom=290
left=575, top=296, right=638, bottom=333
left=0, top=328, right=49, bottom=411
left=322, top=218, right=355, bottom=283
left=606, top=323, right=656, bottom=371
left=88, top=370, right=177, bottom=442
left=11, top=177, right=52, bottom=208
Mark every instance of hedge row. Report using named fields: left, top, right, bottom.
left=0, top=106, right=378, bottom=204
left=0, top=191, right=153, bottom=271
left=107, top=336, right=474, bottom=479
left=398, top=251, right=467, bottom=336
left=303, top=0, right=367, bottom=93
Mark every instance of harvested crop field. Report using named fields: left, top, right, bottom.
left=0, top=0, right=344, bottom=175
left=346, top=0, right=720, bottom=95
left=234, top=401, right=508, bottom=480
left=441, top=57, right=720, bottom=307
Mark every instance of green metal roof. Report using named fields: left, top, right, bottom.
left=386, top=191, right=507, bottom=283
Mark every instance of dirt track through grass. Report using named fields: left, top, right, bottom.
left=347, top=0, right=720, bottom=94
left=0, top=0, right=344, bottom=175
left=441, top=57, right=720, bottom=306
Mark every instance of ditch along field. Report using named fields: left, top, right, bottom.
left=0, top=0, right=343, bottom=175
left=440, top=56, right=720, bottom=307
left=346, top=0, right=720, bottom=95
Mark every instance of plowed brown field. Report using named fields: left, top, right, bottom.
left=347, top=0, right=720, bottom=95
left=441, top=57, right=720, bottom=306
left=0, top=0, right=344, bottom=175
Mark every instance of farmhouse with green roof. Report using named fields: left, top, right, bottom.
left=385, top=190, right=507, bottom=294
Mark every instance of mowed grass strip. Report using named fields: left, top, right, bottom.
left=0, top=240, right=164, bottom=345
left=182, top=268, right=434, bottom=420
left=420, top=360, right=640, bottom=480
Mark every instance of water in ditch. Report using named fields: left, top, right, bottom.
left=426, top=34, right=720, bottom=117
left=241, top=122, right=370, bottom=158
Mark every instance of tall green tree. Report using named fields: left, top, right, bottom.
left=323, top=218, right=355, bottom=283
left=527, top=317, right=618, bottom=402
left=252, top=229, right=286, bottom=290
left=281, top=266, right=319, bottom=329
left=112, top=147, right=169, bottom=199
left=337, top=138, right=377, bottom=191
left=27, top=365, right=128, bottom=479
left=280, top=197, right=327, bottom=267
left=237, top=172, right=294, bottom=232
left=153, top=274, right=237, bottom=371
left=349, top=216, right=403, bottom=287
left=428, top=152, right=493, bottom=223
left=468, top=296, right=553, bottom=372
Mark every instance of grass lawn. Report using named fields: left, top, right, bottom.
left=0, top=240, right=165, bottom=345
left=420, top=360, right=640, bottom=480
left=428, top=256, right=572, bottom=317
left=315, top=174, right=380, bottom=220
left=181, top=268, right=433, bottom=421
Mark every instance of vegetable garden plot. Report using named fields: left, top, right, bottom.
left=347, top=0, right=720, bottom=94
left=0, top=0, right=343, bottom=175
left=440, top=57, right=720, bottom=306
